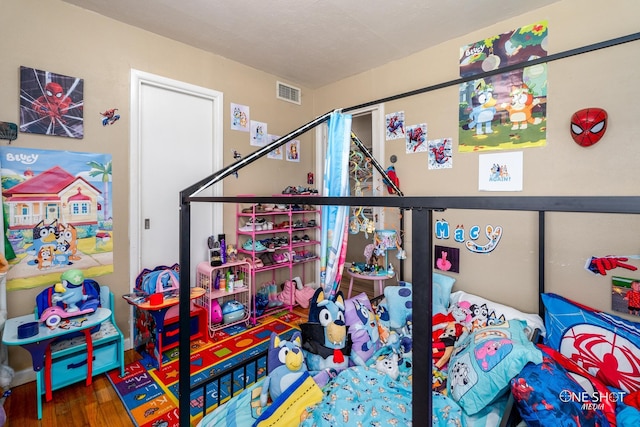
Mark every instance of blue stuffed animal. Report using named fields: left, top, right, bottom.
left=300, top=288, right=351, bottom=379
left=260, top=331, right=306, bottom=406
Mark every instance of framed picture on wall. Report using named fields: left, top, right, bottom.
left=19, top=66, right=84, bottom=139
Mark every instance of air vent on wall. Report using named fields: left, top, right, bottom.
left=276, top=81, right=301, bottom=105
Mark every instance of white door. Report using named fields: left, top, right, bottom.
left=130, top=70, right=223, bottom=291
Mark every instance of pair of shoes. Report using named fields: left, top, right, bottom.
left=306, top=219, right=317, bottom=227
left=243, top=239, right=267, bottom=251
left=260, top=282, right=283, bottom=308
left=239, top=217, right=266, bottom=231
left=292, top=220, right=305, bottom=229
left=273, top=252, right=291, bottom=264
left=243, top=257, right=263, bottom=268
left=302, top=234, right=310, bottom=242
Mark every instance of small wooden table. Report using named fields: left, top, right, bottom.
left=345, top=269, right=395, bottom=299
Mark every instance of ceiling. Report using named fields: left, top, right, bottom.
left=62, top=0, right=560, bottom=89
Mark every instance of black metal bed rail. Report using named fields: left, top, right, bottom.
left=191, top=348, right=269, bottom=418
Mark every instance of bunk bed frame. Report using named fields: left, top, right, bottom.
left=174, top=31, right=640, bottom=426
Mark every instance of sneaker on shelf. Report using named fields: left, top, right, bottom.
left=302, top=234, right=310, bottom=242
left=293, top=220, right=305, bottom=229
left=239, top=217, right=266, bottom=231
left=292, top=235, right=301, bottom=244
left=243, top=239, right=267, bottom=252
left=282, top=186, right=297, bottom=195
left=306, top=219, right=317, bottom=227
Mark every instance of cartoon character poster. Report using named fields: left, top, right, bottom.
left=250, top=120, right=268, bottom=146
left=19, top=66, right=84, bottom=139
left=267, top=134, right=283, bottom=160
left=0, top=147, right=113, bottom=291
left=385, top=111, right=405, bottom=140
left=405, top=123, right=428, bottom=153
left=478, top=151, right=523, bottom=192
left=230, top=103, right=250, bottom=131
left=428, top=138, right=453, bottom=169
left=286, top=140, right=300, bottom=162
left=458, top=21, right=548, bottom=152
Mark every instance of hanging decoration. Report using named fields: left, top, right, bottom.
left=570, top=108, right=608, bottom=147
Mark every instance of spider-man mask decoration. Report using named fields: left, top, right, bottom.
left=570, top=108, right=608, bottom=147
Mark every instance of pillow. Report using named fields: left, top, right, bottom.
left=450, top=290, right=545, bottom=337
left=344, top=292, right=381, bottom=366
left=383, top=273, right=456, bottom=329
left=433, top=272, right=457, bottom=315
left=447, top=319, right=543, bottom=415
left=542, top=293, right=640, bottom=394
left=537, top=343, right=617, bottom=426
left=383, top=282, right=412, bottom=330
left=511, top=345, right=609, bottom=426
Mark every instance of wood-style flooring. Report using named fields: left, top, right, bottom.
left=3, top=279, right=375, bottom=426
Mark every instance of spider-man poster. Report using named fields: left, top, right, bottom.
left=19, top=66, right=84, bottom=139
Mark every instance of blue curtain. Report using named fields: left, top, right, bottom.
left=320, top=112, right=352, bottom=300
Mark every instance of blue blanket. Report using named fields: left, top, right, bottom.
left=299, top=365, right=412, bottom=426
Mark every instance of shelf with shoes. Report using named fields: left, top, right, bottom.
left=235, top=194, right=320, bottom=324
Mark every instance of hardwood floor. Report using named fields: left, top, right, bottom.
left=3, top=278, right=376, bottom=426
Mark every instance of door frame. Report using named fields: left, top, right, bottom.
left=129, top=69, right=224, bottom=294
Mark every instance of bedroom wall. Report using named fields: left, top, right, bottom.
left=0, top=0, right=315, bottom=375
left=313, top=0, right=640, bottom=320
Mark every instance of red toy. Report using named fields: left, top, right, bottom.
left=570, top=108, right=608, bottom=147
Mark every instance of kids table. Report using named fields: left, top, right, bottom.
left=345, top=269, right=395, bottom=299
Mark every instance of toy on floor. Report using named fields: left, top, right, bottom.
left=260, top=331, right=307, bottom=406
left=300, top=288, right=351, bottom=384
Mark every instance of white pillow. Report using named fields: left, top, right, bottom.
left=449, top=290, right=545, bottom=337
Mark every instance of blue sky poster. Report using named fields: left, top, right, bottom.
left=0, top=147, right=113, bottom=291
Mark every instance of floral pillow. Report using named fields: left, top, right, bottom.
left=447, top=319, right=543, bottom=415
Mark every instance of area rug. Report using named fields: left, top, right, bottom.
left=108, top=314, right=302, bottom=427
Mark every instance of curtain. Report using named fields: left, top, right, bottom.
left=319, top=112, right=352, bottom=300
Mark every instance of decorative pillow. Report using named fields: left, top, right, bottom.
left=542, top=293, right=640, bottom=394
left=383, top=273, right=455, bottom=329
left=538, top=343, right=617, bottom=426
left=450, top=290, right=545, bottom=337
left=447, top=319, right=543, bottom=416
left=511, top=346, right=610, bottom=427
left=383, top=282, right=412, bottom=330
left=344, top=292, right=381, bottom=366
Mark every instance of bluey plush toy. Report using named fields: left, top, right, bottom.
left=300, top=288, right=351, bottom=379
left=260, top=331, right=306, bottom=407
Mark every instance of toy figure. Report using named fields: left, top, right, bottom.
left=300, top=289, right=351, bottom=380
left=260, top=331, right=307, bottom=406
left=52, top=269, right=88, bottom=312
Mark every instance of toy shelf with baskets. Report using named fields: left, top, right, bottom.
left=235, top=195, right=320, bottom=324
left=195, top=260, right=252, bottom=338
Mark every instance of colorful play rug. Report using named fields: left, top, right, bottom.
left=108, top=313, right=302, bottom=427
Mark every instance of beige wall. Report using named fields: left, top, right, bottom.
left=2, top=0, right=639, bottom=376
left=1, top=0, right=315, bottom=374
left=314, top=0, right=640, bottom=317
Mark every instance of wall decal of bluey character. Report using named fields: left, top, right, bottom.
left=462, top=79, right=497, bottom=136
left=300, top=288, right=351, bottom=377
left=260, top=331, right=307, bottom=406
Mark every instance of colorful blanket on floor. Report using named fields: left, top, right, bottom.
left=107, top=315, right=301, bottom=426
